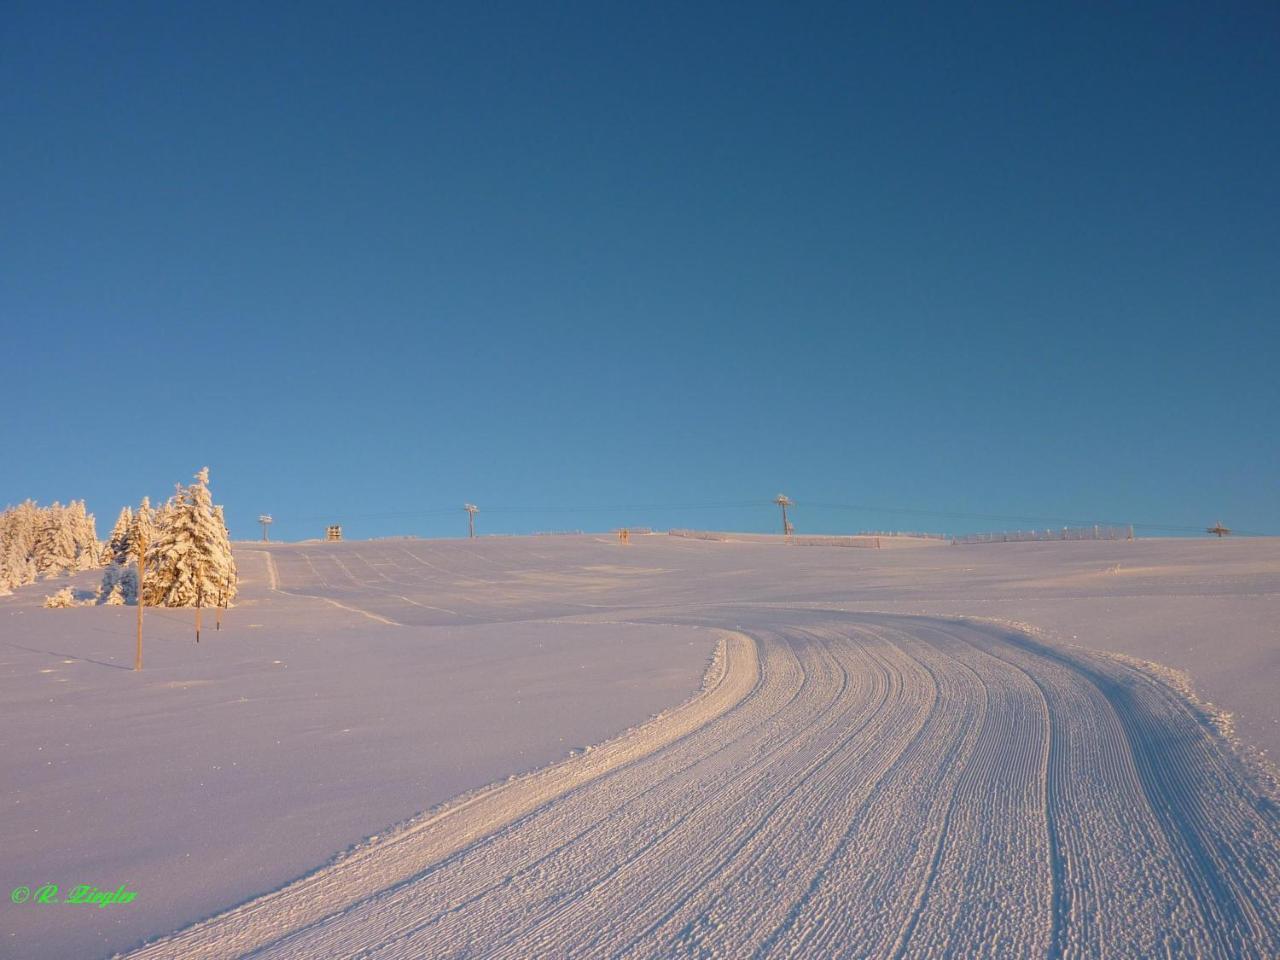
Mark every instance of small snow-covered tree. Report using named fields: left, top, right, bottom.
left=103, top=506, right=134, bottom=565
left=98, top=563, right=139, bottom=605
left=102, top=575, right=130, bottom=605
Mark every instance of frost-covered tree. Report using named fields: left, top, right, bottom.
left=0, top=501, right=41, bottom=592
left=211, top=504, right=238, bottom=626
left=146, top=468, right=235, bottom=639
left=0, top=499, right=98, bottom=593
left=103, top=506, right=134, bottom=566
left=143, top=490, right=183, bottom=607
left=0, top=540, right=13, bottom=595
left=102, top=572, right=132, bottom=605
left=132, top=496, right=159, bottom=602
left=100, top=505, right=137, bottom=603
left=4, top=504, right=34, bottom=580
left=98, top=496, right=165, bottom=606
left=12, top=500, right=101, bottom=581
left=99, top=564, right=124, bottom=604
left=98, top=559, right=140, bottom=605
left=144, top=493, right=177, bottom=596
left=34, top=503, right=79, bottom=579
left=132, top=498, right=155, bottom=554
left=68, top=500, right=100, bottom=571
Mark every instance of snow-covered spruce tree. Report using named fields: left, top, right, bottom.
left=103, top=506, right=133, bottom=565
left=68, top=500, right=101, bottom=571
left=0, top=532, right=12, bottom=595
left=146, top=468, right=232, bottom=640
left=3, top=499, right=100, bottom=592
left=0, top=504, right=23, bottom=592
left=0, top=502, right=40, bottom=591
left=146, top=492, right=177, bottom=582
left=211, top=504, right=238, bottom=628
left=132, top=498, right=154, bottom=554
left=132, top=497, right=157, bottom=603
left=34, top=503, right=79, bottom=579
left=32, top=503, right=58, bottom=578
left=99, top=504, right=141, bottom=604
left=143, top=489, right=182, bottom=607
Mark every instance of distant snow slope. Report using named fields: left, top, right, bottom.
left=3, top=534, right=1278, bottom=958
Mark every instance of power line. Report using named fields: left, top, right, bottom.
left=804, top=501, right=1272, bottom=537
left=248, top=498, right=1273, bottom=538
left=270, top=501, right=770, bottom=524
left=481, top=501, right=768, bottom=515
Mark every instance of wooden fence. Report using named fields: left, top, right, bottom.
left=953, top=525, right=1133, bottom=545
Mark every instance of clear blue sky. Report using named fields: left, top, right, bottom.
left=3, top=2, right=1277, bottom=540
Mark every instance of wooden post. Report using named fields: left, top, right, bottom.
left=195, top=605, right=201, bottom=643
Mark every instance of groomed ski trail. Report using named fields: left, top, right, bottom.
left=120, top=613, right=1280, bottom=959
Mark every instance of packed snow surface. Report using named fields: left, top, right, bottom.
left=3, top=533, right=1279, bottom=958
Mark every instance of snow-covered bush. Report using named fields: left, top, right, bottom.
left=43, top=586, right=76, bottom=608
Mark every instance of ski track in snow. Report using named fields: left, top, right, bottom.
left=247, top=549, right=280, bottom=591
left=120, top=605, right=1280, bottom=959
left=297, top=593, right=402, bottom=627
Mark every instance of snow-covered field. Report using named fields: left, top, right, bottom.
left=4, top=533, right=1279, bottom=958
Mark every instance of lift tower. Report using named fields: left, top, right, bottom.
left=773, top=494, right=795, bottom=537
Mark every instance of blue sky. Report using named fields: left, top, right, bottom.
left=3, top=2, right=1277, bottom=540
